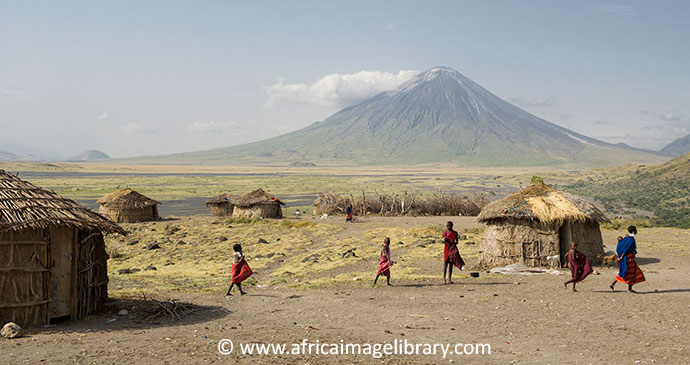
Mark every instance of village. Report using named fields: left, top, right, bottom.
left=1, top=169, right=689, bottom=363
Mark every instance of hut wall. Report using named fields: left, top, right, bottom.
left=233, top=204, right=282, bottom=219
left=0, top=228, right=50, bottom=327
left=571, top=221, right=605, bottom=265
left=99, top=205, right=159, bottom=223
left=0, top=226, right=109, bottom=328
left=75, top=229, right=108, bottom=318
left=209, top=203, right=233, bottom=217
left=479, top=220, right=560, bottom=267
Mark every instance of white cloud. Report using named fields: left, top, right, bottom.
left=506, top=96, right=555, bottom=109
left=386, top=23, right=395, bottom=30
left=97, top=112, right=110, bottom=120
left=659, top=111, right=685, bottom=122
left=186, top=120, right=242, bottom=133
left=0, top=87, right=37, bottom=102
left=124, top=121, right=157, bottom=133
left=263, top=70, right=418, bottom=108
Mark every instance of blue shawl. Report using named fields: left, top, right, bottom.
left=616, top=236, right=637, bottom=278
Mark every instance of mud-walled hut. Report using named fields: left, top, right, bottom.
left=206, top=193, right=237, bottom=217
left=233, top=189, right=284, bottom=219
left=98, top=188, right=160, bottom=223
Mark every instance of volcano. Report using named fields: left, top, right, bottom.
left=140, top=67, right=664, bottom=166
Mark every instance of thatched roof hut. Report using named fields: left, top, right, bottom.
left=477, top=183, right=608, bottom=268
left=98, top=188, right=160, bottom=223
left=233, top=189, right=284, bottom=219
left=0, top=170, right=124, bottom=327
left=205, top=193, right=237, bottom=217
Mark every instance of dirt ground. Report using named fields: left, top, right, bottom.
left=2, top=217, right=689, bottom=364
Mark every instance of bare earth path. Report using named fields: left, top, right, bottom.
left=1, top=218, right=689, bottom=364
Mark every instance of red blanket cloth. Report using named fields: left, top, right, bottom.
left=378, top=246, right=391, bottom=277
left=445, top=243, right=465, bottom=269
left=567, top=249, right=593, bottom=283
left=231, top=259, right=253, bottom=283
left=616, top=253, right=645, bottom=285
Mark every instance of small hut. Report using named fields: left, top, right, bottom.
left=205, top=194, right=237, bottom=217
left=98, top=188, right=160, bottom=223
left=233, top=189, right=284, bottom=219
left=477, top=182, right=607, bottom=268
left=0, top=170, right=124, bottom=327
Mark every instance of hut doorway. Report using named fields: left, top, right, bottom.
left=558, top=223, right=572, bottom=267
left=49, top=227, right=73, bottom=318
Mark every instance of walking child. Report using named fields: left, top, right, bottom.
left=374, top=237, right=392, bottom=286
left=226, top=243, right=253, bottom=296
left=442, top=221, right=465, bottom=284
left=563, top=242, right=593, bottom=292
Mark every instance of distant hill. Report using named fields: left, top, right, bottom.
left=0, top=151, right=21, bottom=161
left=126, top=66, right=665, bottom=167
left=566, top=152, right=690, bottom=227
left=69, top=150, right=111, bottom=161
left=660, top=134, right=690, bottom=157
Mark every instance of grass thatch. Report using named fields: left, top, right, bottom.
left=98, top=188, right=159, bottom=209
left=234, top=189, right=284, bottom=207
left=477, top=182, right=608, bottom=225
left=0, top=170, right=124, bottom=234
left=205, top=193, right=237, bottom=206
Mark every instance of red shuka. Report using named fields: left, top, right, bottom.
left=377, top=245, right=391, bottom=277
left=443, top=230, right=465, bottom=269
left=567, top=249, right=593, bottom=283
left=231, top=259, right=253, bottom=284
left=616, top=253, right=646, bottom=285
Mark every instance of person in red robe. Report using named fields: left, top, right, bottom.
left=443, top=221, right=465, bottom=284
left=610, top=226, right=645, bottom=293
left=374, top=237, right=392, bottom=286
left=227, top=243, right=253, bottom=296
left=563, top=242, right=593, bottom=292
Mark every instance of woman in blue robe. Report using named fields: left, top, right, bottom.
left=610, top=226, right=645, bottom=293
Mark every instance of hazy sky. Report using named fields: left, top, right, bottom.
left=1, top=1, right=689, bottom=158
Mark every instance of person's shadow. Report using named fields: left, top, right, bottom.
left=635, top=257, right=661, bottom=265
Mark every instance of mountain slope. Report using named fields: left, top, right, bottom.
left=660, top=134, right=690, bottom=157
left=132, top=67, right=665, bottom=167
left=70, top=150, right=111, bottom=161
left=566, top=152, right=690, bottom=227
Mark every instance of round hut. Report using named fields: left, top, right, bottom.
left=0, top=170, right=124, bottom=327
left=205, top=193, right=237, bottom=217
left=233, top=189, right=284, bottom=219
left=98, top=188, right=160, bottom=223
left=477, top=182, right=608, bottom=268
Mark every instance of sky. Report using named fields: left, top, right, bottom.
left=1, top=1, right=689, bottom=158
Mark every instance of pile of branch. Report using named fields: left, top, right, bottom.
left=141, top=296, right=201, bottom=322
left=313, top=191, right=489, bottom=217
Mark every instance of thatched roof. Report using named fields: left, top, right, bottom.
left=0, top=170, right=125, bottom=234
left=98, top=188, right=159, bottom=209
left=205, top=193, right=237, bottom=206
left=234, top=189, right=284, bottom=207
left=477, top=183, right=608, bottom=225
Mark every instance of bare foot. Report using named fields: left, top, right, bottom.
left=240, top=291, right=247, bottom=296
left=226, top=292, right=233, bottom=296
left=563, top=282, right=568, bottom=290
left=609, top=283, right=615, bottom=292
left=448, top=280, right=455, bottom=284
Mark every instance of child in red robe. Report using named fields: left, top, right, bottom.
left=563, top=242, right=593, bottom=292
left=374, top=237, right=392, bottom=286
left=443, top=221, right=465, bottom=284
left=227, top=243, right=253, bottom=296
